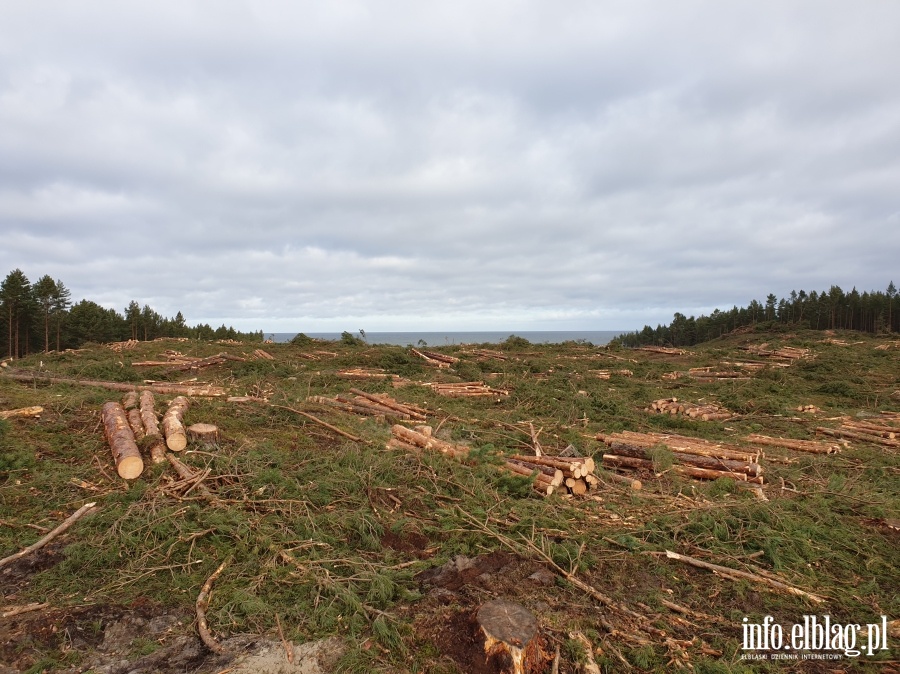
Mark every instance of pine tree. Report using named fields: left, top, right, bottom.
left=0, top=269, right=33, bottom=358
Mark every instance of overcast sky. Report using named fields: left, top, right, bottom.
left=1, top=1, right=898, bottom=332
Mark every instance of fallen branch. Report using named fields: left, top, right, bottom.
left=663, top=550, right=825, bottom=603
left=270, top=404, right=362, bottom=442
left=1, top=602, right=49, bottom=618
left=196, top=559, right=230, bottom=654
left=0, top=502, right=97, bottom=570
left=0, top=405, right=44, bottom=420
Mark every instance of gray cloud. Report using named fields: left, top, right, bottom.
left=1, top=1, right=898, bottom=331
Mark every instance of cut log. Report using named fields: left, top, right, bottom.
left=188, top=423, right=220, bottom=446
left=122, top=391, right=138, bottom=410
left=139, top=391, right=166, bottom=463
left=0, top=372, right=226, bottom=397
left=162, top=396, right=190, bottom=451
left=0, top=406, right=44, bottom=420
left=503, top=460, right=562, bottom=487
left=101, top=402, right=144, bottom=479
left=126, top=408, right=145, bottom=441
left=477, top=599, right=540, bottom=674
left=505, top=458, right=564, bottom=486
left=598, top=470, right=642, bottom=490
left=745, top=433, right=839, bottom=455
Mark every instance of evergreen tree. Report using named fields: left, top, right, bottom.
left=0, top=269, right=33, bottom=358
left=33, top=275, right=58, bottom=352
left=52, top=280, right=72, bottom=351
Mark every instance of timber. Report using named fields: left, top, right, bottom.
left=745, top=433, right=839, bottom=455
left=162, top=396, right=190, bottom=451
left=139, top=391, right=167, bottom=463
left=608, top=442, right=762, bottom=477
left=0, top=371, right=226, bottom=397
left=101, top=402, right=144, bottom=479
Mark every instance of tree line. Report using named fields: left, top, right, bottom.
left=0, top=268, right=262, bottom=359
left=613, top=282, right=899, bottom=348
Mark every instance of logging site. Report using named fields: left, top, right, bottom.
left=0, top=329, right=898, bottom=673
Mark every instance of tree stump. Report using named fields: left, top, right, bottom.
left=477, top=599, right=540, bottom=674
left=188, top=423, right=220, bottom=446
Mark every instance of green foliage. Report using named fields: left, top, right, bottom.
left=290, top=332, right=314, bottom=345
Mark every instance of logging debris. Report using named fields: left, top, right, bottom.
left=646, top=398, right=733, bottom=421
left=588, top=369, right=633, bottom=379
left=0, top=406, right=44, bottom=420
left=0, top=371, right=227, bottom=396
left=0, top=502, right=98, bottom=570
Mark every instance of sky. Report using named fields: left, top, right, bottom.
left=1, top=1, right=898, bottom=333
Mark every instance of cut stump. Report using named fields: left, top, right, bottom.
left=477, top=599, right=540, bottom=674
left=188, top=423, right=220, bottom=446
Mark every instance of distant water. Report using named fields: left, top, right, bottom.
left=268, top=330, right=625, bottom=346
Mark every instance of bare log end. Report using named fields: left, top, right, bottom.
left=477, top=599, right=541, bottom=674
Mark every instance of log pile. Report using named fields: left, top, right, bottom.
left=636, top=346, right=687, bottom=355
left=687, top=367, right=751, bottom=382
left=507, top=454, right=598, bottom=496
left=309, top=391, right=429, bottom=421
left=411, top=348, right=459, bottom=368
left=108, top=339, right=139, bottom=352
left=744, top=433, right=840, bottom=455
left=596, top=431, right=763, bottom=483
left=741, top=344, right=811, bottom=361
left=430, top=382, right=510, bottom=398
left=250, top=349, right=275, bottom=361
left=874, top=341, right=900, bottom=351
left=387, top=424, right=470, bottom=460
left=796, top=404, right=821, bottom=414
left=336, top=368, right=398, bottom=381
left=646, top=398, right=733, bottom=421
left=816, top=421, right=900, bottom=450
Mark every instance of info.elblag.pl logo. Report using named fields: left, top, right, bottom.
left=742, top=615, right=891, bottom=660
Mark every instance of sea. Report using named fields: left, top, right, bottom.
left=268, top=330, right=626, bottom=346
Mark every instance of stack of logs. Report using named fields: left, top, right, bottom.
left=430, top=382, right=510, bottom=398
left=387, top=425, right=599, bottom=497
left=741, top=344, right=811, bottom=361
left=597, top=431, right=763, bottom=483
left=687, top=367, right=751, bottom=382
left=411, top=348, right=459, bottom=368
left=796, top=404, right=821, bottom=414
left=646, top=398, right=733, bottom=421
left=636, top=346, right=687, bottom=355
left=101, top=391, right=218, bottom=479
left=250, top=349, right=275, bottom=361
left=336, top=368, right=399, bottom=382
left=816, top=418, right=900, bottom=450
left=309, top=390, right=429, bottom=421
